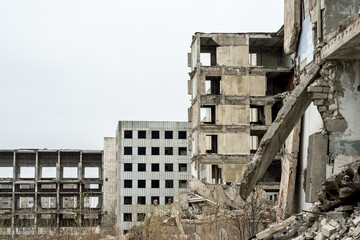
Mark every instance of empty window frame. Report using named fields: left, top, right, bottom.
left=151, top=180, right=159, bottom=188
left=18, top=197, right=34, bottom=209
left=165, top=147, right=173, bottom=155
left=124, top=213, right=132, bottom=222
left=20, top=167, right=35, bottom=179
left=84, top=196, right=99, bottom=208
left=124, top=180, right=132, bottom=188
left=179, top=164, right=187, bottom=172
left=137, top=196, right=146, bottom=205
left=206, top=135, right=218, bottom=153
left=138, top=130, right=146, bottom=139
left=179, top=180, right=187, bottom=188
left=84, top=167, right=99, bottom=179
left=124, top=130, right=132, bottom=139
left=41, top=184, right=56, bottom=190
left=250, top=135, right=259, bottom=153
left=151, top=131, right=159, bottom=139
left=165, top=131, right=173, bottom=139
left=200, top=52, right=212, bottom=66
left=0, top=197, right=12, bottom=209
left=84, top=184, right=99, bottom=189
left=138, top=164, right=146, bottom=172
left=0, top=167, right=13, bottom=178
left=41, top=196, right=56, bottom=209
left=165, top=163, right=173, bottom=172
left=137, top=213, right=146, bottom=221
left=63, top=167, right=78, bottom=179
left=178, top=131, right=187, bottom=139
left=165, top=180, right=173, bottom=188
left=151, top=164, right=159, bottom=172
left=124, top=147, right=132, bottom=155
left=124, top=196, right=132, bottom=205
left=250, top=105, right=265, bottom=125
left=138, top=180, right=146, bottom=188
left=124, top=163, right=132, bottom=172
left=200, top=106, right=216, bottom=124
left=179, top=147, right=187, bottom=155
left=62, top=184, right=78, bottom=189
left=138, top=147, right=146, bottom=155
left=151, top=196, right=159, bottom=205
left=165, top=196, right=174, bottom=204
left=151, top=147, right=159, bottom=155
left=41, top=167, right=56, bottom=179
left=205, top=76, right=221, bottom=95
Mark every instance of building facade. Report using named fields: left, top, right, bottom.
left=187, top=31, right=293, bottom=191
left=115, top=121, right=191, bottom=234
left=0, top=149, right=103, bottom=237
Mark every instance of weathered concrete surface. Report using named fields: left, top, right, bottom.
left=277, top=120, right=301, bottom=220
left=240, top=64, right=320, bottom=200
left=284, top=0, right=301, bottom=54
left=333, top=154, right=360, bottom=175
left=305, top=132, right=328, bottom=203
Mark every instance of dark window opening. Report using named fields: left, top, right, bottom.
left=151, top=180, right=159, bottom=188
left=124, top=197, right=132, bottom=205
left=124, top=180, right=132, bottom=188
left=165, top=131, right=173, bottom=139
left=205, top=76, right=221, bottom=95
left=260, top=159, right=282, bottom=183
left=137, top=196, right=146, bottom=205
left=179, top=180, right=187, bottom=188
left=165, top=196, right=174, bottom=204
left=266, top=72, right=294, bottom=95
left=151, top=196, right=159, bottom=205
left=165, top=163, right=173, bottom=172
left=124, top=130, right=132, bottom=139
left=179, top=147, right=187, bottom=155
left=124, top=147, right=132, bottom=155
left=138, top=130, right=146, bottom=139
left=179, top=164, right=187, bottom=172
left=201, top=106, right=216, bottom=124
left=165, top=180, right=173, bottom=188
left=151, top=164, right=159, bottom=172
left=151, top=147, right=159, bottom=155
left=124, top=213, right=132, bottom=222
left=206, top=135, right=218, bottom=153
left=138, top=180, right=146, bottom=188
left=250, top=105, right=265, bottom=125
left=178, top=131, right=187, bottom=139
left=137, top=213, right=146, bottom=221
left=165, top=147, right=173, bottom=155
left=250, top=131, right=265, bottom=154
left=151, top=131, right=159, bottom=139
left=212, top=165, right=222, bottom=184
left=272, top=101, right=283, bottom=122
left=138, top=164, right=146, bottom=172
left=124, top=163, right=132, bottom=172
left=138, top=147, right=146, bottom=155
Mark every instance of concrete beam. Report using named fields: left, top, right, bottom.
left=240, top=64, right=320, bottom=200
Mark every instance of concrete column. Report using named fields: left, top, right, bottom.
left=11, top=151, right=16, bottom=238
left=79, top=151, right=83, bottom=228
left=34, top=151, right=38, bottom=234
left=56, top=151, right=60, bottom=233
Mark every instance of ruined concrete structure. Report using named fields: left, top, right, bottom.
left=240, top=0, right=360, bottom=221
left=187, top=31, right=294, bottom=195
left=0, top=149, right=103, bottom=237
left=114, top=121, right=191, bottom=234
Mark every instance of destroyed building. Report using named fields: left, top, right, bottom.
left=0, top=149, right=103, bottom=237
left=239, top=0, right=360, bottom=223
left=113, top=121, right=192, bottom=235
left=187, top=31, right=294, bottom=197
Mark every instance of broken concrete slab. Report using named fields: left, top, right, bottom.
left=256, top=215, right=297, bottom=239
left=240, top=64, right=320, bottom=200
left=284, top=0, right=301, bottom=54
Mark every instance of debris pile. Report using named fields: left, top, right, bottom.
left=255, top=160, right=360, bottom=240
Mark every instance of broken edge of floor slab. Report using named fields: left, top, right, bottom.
left=240, top=63, right=321, bottom=200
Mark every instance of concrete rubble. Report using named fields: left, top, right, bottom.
left=254, top=159, right=360, bottom=240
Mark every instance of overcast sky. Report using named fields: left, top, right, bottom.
left=0, top=0, right=284, bottom=150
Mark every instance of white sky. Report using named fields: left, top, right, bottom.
left=0, top=0, right=284, bottom=150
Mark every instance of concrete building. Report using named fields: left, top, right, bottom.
left=187, top=31, right=293, bottom=194
left=240, top=0, right=360, bottom=221
left=0, top=149, right=103, bottom=237
left=115, top=121, right=191, bottom=234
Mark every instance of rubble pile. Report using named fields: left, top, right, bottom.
left=255, top=160, right=360, bottom=240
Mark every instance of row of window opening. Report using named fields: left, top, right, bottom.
left=124, top=163, right=187, bottom=172
left=124, top=130, right=187, bottom=139
left=124, top=179, right=187, bottom=188
left=124, top=147, right=187, bottom=156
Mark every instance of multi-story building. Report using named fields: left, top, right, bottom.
left=115, top=121, right=191, bottom=234
left=187, top=30, right=293, bottom=190
left=0, top=149, right=103, bottom=237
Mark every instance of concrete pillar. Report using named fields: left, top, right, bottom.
left=34, top=151, right=38, bottom=234
left=79, top=151, right=83, bottom=227
left=305, top=132, right=328, bottom=202
left=11, top=151, right=16, bottom=238
left=56, top=151, right=60, bottom=232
